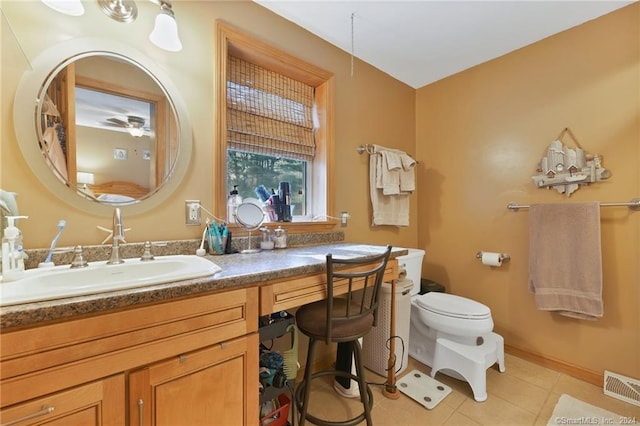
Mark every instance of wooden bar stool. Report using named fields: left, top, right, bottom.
left=294, top=246, right=392, bottom=426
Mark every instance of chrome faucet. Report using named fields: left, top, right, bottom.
left=107, top=207, right=125, bottom=265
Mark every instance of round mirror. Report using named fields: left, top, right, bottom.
left=14, top=37, right=192, bottom=214
left=235, top=202, right=265, bottom=229
left=235, top=202, right=265, bottom=254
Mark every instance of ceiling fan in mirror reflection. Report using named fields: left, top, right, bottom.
left=103, top=115, right=149, bottom=137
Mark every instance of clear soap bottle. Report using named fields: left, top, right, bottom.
left=2, top=215, right=28, bottom=281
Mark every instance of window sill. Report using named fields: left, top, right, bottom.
left=228, top=220, right=338, bottom=235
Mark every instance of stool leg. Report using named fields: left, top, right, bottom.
left=468, top=359, right=487, bottom=402
left=430, top=339, right=444, bottom=378
left=298, top=338, right=318, bottom=426
left=352, top=340, right=373, bottom=426
left=495, top=334, right=506, bottom=373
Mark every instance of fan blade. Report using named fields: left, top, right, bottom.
left=106, top=117, right=128, bottom=127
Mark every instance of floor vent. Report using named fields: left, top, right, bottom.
left=604, top=370, right=640, bottom=407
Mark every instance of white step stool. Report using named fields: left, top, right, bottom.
left=429, top=332, right=505, bottom=402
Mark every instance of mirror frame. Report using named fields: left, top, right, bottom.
left=14, top=37, right=192, bottom=215
left=235, top=202, right=265, bottom=230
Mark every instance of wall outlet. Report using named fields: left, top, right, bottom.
left=340, top=211, right=350, bottom=227
left=185, top=200, right=201, bottom=225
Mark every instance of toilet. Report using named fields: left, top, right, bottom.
left=399, top=249, right=505, bottom=402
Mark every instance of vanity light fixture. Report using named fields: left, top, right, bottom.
left=97, top=0, right=138, bottom=23
left=41, top=0, right=85, bottom=16
left=98, top=0, right=182, bottom=52
left=148, top=0, right=183, bottom=52
left=42, top=0, right=182, bottom=52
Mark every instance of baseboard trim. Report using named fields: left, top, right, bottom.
left=504, top=344, right=602, bottom=387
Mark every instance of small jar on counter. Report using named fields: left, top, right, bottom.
left=259, top=227, right=274, bottom=250
left=274, top=226, right=287, bottom=249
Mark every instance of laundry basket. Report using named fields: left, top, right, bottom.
left=362, top=278, right=414, bottom=376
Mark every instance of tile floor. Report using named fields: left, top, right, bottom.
left=292, top=353, right=640, bottom=425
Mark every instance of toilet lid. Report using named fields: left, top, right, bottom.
left=415, top=292, right=491, bottom=320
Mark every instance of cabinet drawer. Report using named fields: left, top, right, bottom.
left=1, top=288, right=258, bottom=408
left=260, top=259, right=397, bottom=315
left=0, top=374, right=124, bottom=426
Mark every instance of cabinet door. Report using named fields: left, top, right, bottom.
left=129, top=333, right=259, bottom=426
left=0, top=374, right=124, bottom=426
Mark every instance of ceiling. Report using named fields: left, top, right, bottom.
left=75, top=87, right=151, bottom=136
left=254, top=0, right=634, bottom=89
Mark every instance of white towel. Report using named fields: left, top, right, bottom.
left=369, top=145, right=411, bottom=226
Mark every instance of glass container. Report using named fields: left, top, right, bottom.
left=274, top=226, right=287, bottom=249
left=259, top=227, right=274, bottom=250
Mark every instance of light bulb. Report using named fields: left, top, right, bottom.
left=41, top=0, right=85, bottom=16
left=149, top=11, right=183, bottom=52
left=128, top=127, right=145, bottom=137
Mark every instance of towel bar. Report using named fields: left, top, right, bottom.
left=507, top=198, right=640, bottom=212
left=357, top=144, right=375, bottom=155
left=357, top=144, right=420, bottom=164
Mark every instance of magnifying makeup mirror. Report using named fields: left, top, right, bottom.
left=235, top=202, right=265, bottom=254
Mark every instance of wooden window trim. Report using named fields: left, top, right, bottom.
left=214, top=21, right=336, bottom=234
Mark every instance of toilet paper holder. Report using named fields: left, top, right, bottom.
left=475, top=252, right=510, bottom=263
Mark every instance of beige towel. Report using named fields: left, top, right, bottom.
left=399, top=154, right=416, bottom=192
left=528, top=202, right=603, bottom=319
left=380, top=151, right=401, bottom=195
left=370, top=150, right=409, bottom=226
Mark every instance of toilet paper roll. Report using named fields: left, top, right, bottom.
left=481, top=252, right=502, bottom=267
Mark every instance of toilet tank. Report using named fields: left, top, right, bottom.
left=396, top=248, right=425, bottom=295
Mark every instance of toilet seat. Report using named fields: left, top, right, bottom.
left=415, top=292, right=491, bottom=320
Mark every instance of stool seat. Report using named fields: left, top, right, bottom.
left=429, top=332, right=505, bottom=402
left=296, top=299, right=375, bottom=342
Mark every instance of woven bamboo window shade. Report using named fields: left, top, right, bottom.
left=227, top=56, right=315, bottom=161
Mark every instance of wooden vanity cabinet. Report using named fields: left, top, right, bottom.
left=259, top=259, right=398, bottom=315
left=1, top=255, right=399, bottom=426
left=0, top=287, right=259, bottom=426
left=129, top=333, right=258, bottom=426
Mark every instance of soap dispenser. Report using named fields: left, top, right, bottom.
left=227, top=185, right=242, bottom=224
left=2, top=215, right=28, bottom=281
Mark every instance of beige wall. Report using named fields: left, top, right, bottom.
left=416, top=3, right=639, bottom=379
left=2, top=0, right=637, bottom=382
left=1, top=0, right=417, bottom=250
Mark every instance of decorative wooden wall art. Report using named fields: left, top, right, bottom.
left=532, top=128, right=611, bottom=197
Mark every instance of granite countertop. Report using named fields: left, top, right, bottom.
left=0, top=243, right=406, bottom=330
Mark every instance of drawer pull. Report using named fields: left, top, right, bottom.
left=138, top=399, right=144, bottom=426
left=3, top=405, right=55, bottom=426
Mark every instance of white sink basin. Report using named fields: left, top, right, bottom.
left=0, top=255, right=221, bottom=307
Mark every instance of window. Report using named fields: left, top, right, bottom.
left=226, top=57, right=313, bottom=216
left=215, top=22, right=335, bottom=232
